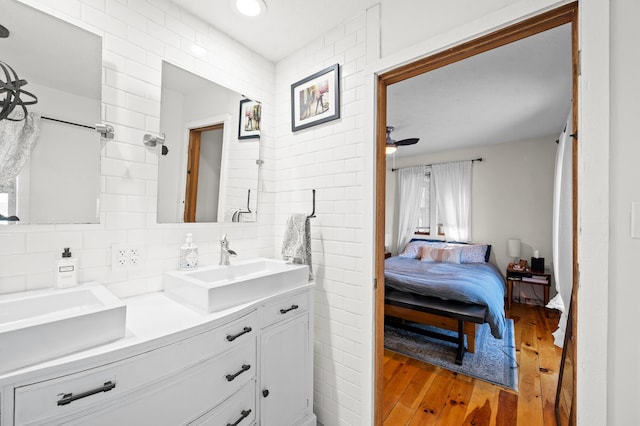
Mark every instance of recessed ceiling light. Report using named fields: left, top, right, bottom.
left=235, top=0, right=267, bottom=17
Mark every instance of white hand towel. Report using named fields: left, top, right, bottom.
left=281, top=213, right=313, bottom=281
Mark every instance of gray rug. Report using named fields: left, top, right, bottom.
left=384, top=319, right=518, bottom=391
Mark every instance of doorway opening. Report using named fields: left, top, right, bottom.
left=184, top=123, right=225, bottom=222
left=374, top=3, right=578, bottom=424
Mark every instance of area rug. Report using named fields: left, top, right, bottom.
left=384, top=319, right=518, bottom=391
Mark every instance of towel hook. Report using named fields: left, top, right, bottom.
left=241, top=189, right=252, bottom=214
left=308, top=189, right=316, bottom=218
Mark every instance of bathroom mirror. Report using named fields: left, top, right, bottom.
left=157, top=61, right=260, bottom=223
left=0, top=0, right=102, bottom=224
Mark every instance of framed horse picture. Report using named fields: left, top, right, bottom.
left=291, top=63, right=340, bottom=132
left=238, top=98, right=261, bottom=140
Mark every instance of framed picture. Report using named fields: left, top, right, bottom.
left=238, top=98, right=261, bottom=140
left=291, top=63, right=340, bottom=132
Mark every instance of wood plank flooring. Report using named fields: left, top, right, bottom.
left=383, top=303, right=562, bottom=425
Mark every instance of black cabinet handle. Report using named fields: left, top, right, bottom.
left=226, top=326, right=252, bottom=342
left=225, top=364, right=251, bottom=382
left=226, top=409, right=252, bottom=426
left=57, top=381, right=116, bottom=406
left=280, top=304, right=299, bottom=314
left=262, top=389, right=270, bottom=398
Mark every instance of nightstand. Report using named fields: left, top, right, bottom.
left=506, top=266, right=551, bottom=311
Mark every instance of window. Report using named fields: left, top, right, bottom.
left=414, top=171, right=443, bottom=236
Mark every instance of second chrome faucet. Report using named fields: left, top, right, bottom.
left=219, top=234, right=237, bottom=265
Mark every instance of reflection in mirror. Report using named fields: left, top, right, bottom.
left=0, top=0, right=102, bottom=224
left=157, top=62, right=260, bottom=223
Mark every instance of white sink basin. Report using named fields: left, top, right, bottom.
left=0, top=283, right=126, bottom=375
left=164, top=258, right=309, bottom=312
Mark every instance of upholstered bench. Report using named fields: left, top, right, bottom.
left=385, top=289, right=487, bottom=365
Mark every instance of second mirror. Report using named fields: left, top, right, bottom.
left=157, top=61, right=260, bottom=223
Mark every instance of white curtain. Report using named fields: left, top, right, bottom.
left=396, top=166, right=428, bottom=252
left=0, top=111, right=41, bottom=184
left=431, top=161, right=472, bottom=242
left=548, top=110, right=573, bottom=347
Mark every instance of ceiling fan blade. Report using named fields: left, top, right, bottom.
left=395, top=138, right=419, bottom=146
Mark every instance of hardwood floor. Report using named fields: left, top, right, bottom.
left=383, top=303, right=562, bottom=425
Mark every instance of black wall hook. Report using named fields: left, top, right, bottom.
left=308, top=189, right=316, bottom=218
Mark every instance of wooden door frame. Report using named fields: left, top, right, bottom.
left=374, top=3, right=579, bottom=424
left=183, top=123, right=224, bottom=222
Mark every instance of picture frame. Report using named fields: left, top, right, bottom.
left=238, top=98, right=261, bottom=140
left=291, top=63, right=340, bottom=132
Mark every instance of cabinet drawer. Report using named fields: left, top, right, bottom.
left=261, top=292, right=309, bottom=328
left=14, top=311, right=258, bottom=425
left=190, top=381, right=256, bottom=426
left=56, top=342, right=257, bottom=426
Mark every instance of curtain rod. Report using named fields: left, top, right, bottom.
left=391, top=157, right=483, bottom=172
left=42, top=116, right=95, bottom=130
left=41, top=116, right=115, bottom=138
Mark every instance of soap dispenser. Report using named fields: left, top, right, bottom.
left=56, top=247, right=78, bottom=288
left=180, top=233, right=198, bottom=270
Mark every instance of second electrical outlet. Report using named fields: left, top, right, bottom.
left=111, top=245, right=144, bottom=269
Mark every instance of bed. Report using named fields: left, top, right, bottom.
left=384, top=240, right=507, bottom=355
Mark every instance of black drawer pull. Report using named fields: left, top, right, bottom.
left=262, top=389, right=270, bottom=398
left=226, top=326, right=252, bottom=342
left=57, top=381, right=116, bottom=406
left=225, top=364, right=251, bottom=382
left=226, top=409, right=252, bottom=426
left=280, top=304, right=299, bottom=314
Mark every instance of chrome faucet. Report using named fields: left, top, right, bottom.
left=219, top=234, right=237, bottom=265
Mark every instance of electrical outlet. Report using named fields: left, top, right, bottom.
left=129, top=246, right=143, bottom=267
left=111, top=245, right=144, bottom=269
left=112, top=245, right=128, bottom=269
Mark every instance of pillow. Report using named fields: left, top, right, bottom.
left=444, top=242, right=491, bottom=263
left=419, top=245, right=462, bottom=263
left=458, top=244, right=490, bottom=263
left=399, top=240, right=446, bottom=258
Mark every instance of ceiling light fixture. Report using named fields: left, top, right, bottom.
left=235, top=0, right=267, bottom=17
left=385, top=145, right=397, bottom=155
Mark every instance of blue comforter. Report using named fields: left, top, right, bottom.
left=384, top=256, right=507, bottom=339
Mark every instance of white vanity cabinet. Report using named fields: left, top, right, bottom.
left=259, top=291, right=313, bottom=426
left=0, top=283, right=315, bottom=426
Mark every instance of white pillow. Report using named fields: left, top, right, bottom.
left=399, top=240, right=446, bottom=258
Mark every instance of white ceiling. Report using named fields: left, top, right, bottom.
left=386, top=24, right=572, bottom=158
left=173, top=0, right=374, bottom=63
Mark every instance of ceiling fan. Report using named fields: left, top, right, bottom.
left=385, top=126, right=419, bottom=155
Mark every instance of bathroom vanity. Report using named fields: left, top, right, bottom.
left=0, top=279, right=315, bottom=425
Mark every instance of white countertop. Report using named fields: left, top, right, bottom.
left=0, top=282, right=313, bottom=385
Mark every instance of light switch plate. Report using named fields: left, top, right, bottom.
left=632, top=202, right=640, bottom=239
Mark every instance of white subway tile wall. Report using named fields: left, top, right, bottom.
left=274, top=13, right=368, bottom=425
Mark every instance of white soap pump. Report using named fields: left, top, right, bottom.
left=180, top=233, right=198, bottom=270
left=56, top=247, right=78, bottom=288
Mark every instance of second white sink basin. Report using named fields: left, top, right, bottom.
left=0, top=283, right=126, bottom=375
left=164, top=258, right=309, bottom=312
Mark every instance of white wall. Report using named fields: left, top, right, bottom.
left=609, top=0, right=640, bottom=424
left=20, top=83, right=100, bottom=224
left=385, top=137, right=557, bottom=301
